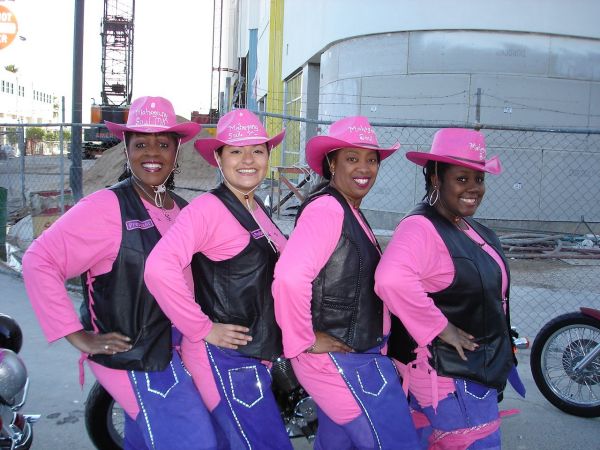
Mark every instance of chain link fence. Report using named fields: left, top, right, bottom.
left=2, top=118, right=600, bottom=339
left=265, top=113, right=600, bottom=339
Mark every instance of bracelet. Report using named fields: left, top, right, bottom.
left=305, top=342, right=317, bottom=353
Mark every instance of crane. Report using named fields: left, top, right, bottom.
left=84, top=0, right=135, bottom=158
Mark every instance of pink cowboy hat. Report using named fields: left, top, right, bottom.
left=105, top=96, right=201, bottom=143
left=194, top=109, right=286, bottom=167
left=306, top=116, right=400, bottom=176
left=406, top=128, right=502, bottom=175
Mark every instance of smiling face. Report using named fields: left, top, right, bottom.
left=216, top=143, right=269, bottom=200
left=126, top=132, right=179, bottom=191
left=329, top=147, right=380, bottom=207
left=433, top=164, right=486, bottom=220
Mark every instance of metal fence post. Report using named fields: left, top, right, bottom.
left=18, top=125, right=25, bottom=208
left=0, top=186, right=6, bottom=261
left=70, top=0, right=84, bottom=202
left=60, top=97, right=66, bottom=213
left=475, top=88, right=482, bottom=127
left=281, top=84, right=288, bottom=167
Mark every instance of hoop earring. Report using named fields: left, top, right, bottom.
left=428, top=186, right=439, bottom=206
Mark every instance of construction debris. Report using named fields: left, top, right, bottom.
left=500, top=232, right=600, bottom=259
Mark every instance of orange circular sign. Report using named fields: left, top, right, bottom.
left=0, top=5, right=18, bottom=50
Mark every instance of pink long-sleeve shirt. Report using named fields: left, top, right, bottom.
left=272, top=194, right=387, bottom=424
left=144, top=192, right=287, bottom=411
left=375, top=214, right=508, bottom=408
left=22, top=188, right=188, bottom=417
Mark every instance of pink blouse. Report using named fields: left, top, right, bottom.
left=22, top=188, right=188, bottom=417
left=375, top=214, right=508, bottom=407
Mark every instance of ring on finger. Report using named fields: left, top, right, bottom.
left=104, top=344, right=109, bottom=350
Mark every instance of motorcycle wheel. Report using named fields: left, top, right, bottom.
left=530, top=311, right=600, bottom=417
left=85, top=382, right=124, bottom=450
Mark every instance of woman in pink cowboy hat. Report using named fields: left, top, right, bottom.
left=144, top=109, right=292, bottom=449
left=272, top=116, right=420, bottom=449
left=22, top=96, right=219, bottom=448
left=375, top=128, right=525, bottom=449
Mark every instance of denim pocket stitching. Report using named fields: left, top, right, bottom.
left=462, top=380, right=491, bottom=400
left=356, top=358, right=388, bottom=397
left=228, top=365, right=264, bottom=408
left=144, top=360, right=179, bottom=398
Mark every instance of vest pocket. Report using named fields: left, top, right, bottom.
left=322, top=296, right=355, bottom=308
left=143, top=360, right=179, bottom=398
left=228, top=365, right=264, bottom=408
left=318, top=298, right=354, bottom=338
left=355, top=357, right=388, bottom=397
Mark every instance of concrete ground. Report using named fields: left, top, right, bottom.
left=1, top=264, right=599, bottom=449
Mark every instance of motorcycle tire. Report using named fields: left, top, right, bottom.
left=530, top=311, right=600, bottom=418
left=85, top=382, right=124, bottom=450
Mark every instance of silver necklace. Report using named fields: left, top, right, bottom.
left=132, top=177, right=173, bottom=222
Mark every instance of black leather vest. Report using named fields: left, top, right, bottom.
left=299, top=186, right=384, bottom=352
left=190, top=183, right=283, bottom=361
left=388, top=203, right=514, bottom=390
left=80, top=178, right=188, bottom=371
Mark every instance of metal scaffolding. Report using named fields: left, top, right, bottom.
left=100, top=0, right=135, bottom=107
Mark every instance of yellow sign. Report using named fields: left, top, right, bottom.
left=0, top=5, right=18, bottom=50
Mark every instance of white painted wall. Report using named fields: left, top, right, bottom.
left=0, top=69, right=57, bottom=124
left=274, top=1, right=600, bottom=225
left=222, top=0, right=239, bottom=72
left=282, top=0, right=600, bottom=79
left=254, top=0, right=271, bottom=102
left=238, top=0, right=262, bottom=56
left=310, top=29, right=600, bottom=223
left=315, top=30, right=600, bottom=127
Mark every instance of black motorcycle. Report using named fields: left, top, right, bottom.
left=84, top=356, right=317, bottom=449
left=530, top=307, right=600, bottom=418
left=0, top=314, right=39, bottom=450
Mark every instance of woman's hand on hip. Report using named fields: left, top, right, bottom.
left=437, top=322, right=478, bottom=361
left=305, top=331, right=353, bottom=354
left=205, top=323, right=253, bottom=349
left=66, top=329, right=132, bottom=355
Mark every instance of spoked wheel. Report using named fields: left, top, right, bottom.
left=531, top=312, right=600, bottom=417
left=85, top=382, right=125, bottom=449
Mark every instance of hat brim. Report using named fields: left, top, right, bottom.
left=306, top=136, right=400, bottom=176
left=405, top=151, right=503, bottom=175
left=194, top=130, right=286, bottom=167
left=104, top=121, right=201, bottom=143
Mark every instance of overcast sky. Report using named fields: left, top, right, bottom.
left=1, top=0, right=214, bottom=121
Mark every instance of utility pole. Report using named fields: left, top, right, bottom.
left=70, top=0, right=84, bottom=201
